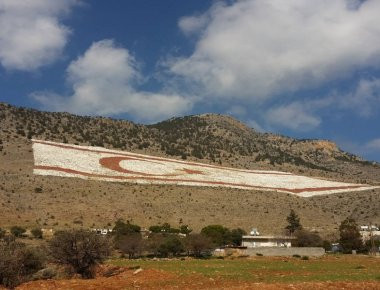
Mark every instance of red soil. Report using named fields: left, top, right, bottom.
left=15, top=266, right=380, bottom=290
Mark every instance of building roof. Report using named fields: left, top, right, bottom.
left=242, top=235, right=296, bottom=240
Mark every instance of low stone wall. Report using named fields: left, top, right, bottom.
left=243, top=247, right=325, bottom=257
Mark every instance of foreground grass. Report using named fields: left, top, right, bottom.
left=110, top=255, right=380, bottom=283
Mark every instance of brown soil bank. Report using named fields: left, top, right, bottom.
left=14, top=271, right=380, bottom=290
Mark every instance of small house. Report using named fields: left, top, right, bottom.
left=242, top=235, right=296, bottom=248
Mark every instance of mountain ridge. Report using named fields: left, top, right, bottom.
left=1, top=102, right=379, bottom=234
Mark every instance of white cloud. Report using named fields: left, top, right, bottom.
left=169, top=0, right=380, bottom=102
left=260, top=76, right=380, bottom=131
left=33, top=40, right=192, bottom=122
left=0, top=0, right=78, bottom=71
left=366, top=138, right=380, bottom=151
left=338, top=78, right=380, bottom=117
left=265, top=103, right=321, bottom=131
left=178, top=11, right=211, bottom=36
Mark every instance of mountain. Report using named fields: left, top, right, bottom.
left=0, top=102, right=379, bottom=236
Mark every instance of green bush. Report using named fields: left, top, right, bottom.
left=10, top=226, right=26, bottom=238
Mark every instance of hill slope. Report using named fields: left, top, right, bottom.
left=0, top=102, right=379, bottom=235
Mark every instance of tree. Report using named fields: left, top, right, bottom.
left=113, top=219, right=140, bottom=237
left=117, top=233, right=142, bottom=259
left=10, top=226, right=26, bottom=238
left=149, top=223, right=180, bottom=234
left=157, top=235, right=184, bottom=257
left=184, top=234, right=212, bottom=257
left=285, top=210, right=302, bottom=235
left=322, top=240, right=332, bottom=252
left=364, top=236, right=380, bottom=254
left=201, top=225, right=231, bottom=247
left=144, top=233, right=165, bottom=256
left=161, top=223, right=172, bottom=233
left=31, top=228, right=43, bottom=239
left=49, top=230, right=111, bottom=278
left=293, top=230, right=323, bottom=247
left=149, top=225, right=163, bottom=233
left=339, top=218, right=363, bottom=254
left=230, top=228, right=246, bottom=246
left=179, top=225, right=192, bottom=235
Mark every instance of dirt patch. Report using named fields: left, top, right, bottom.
left=13, top=266, right=380, bottom=290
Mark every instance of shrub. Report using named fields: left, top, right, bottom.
left=0, top=240, right=45, bottom=288
left=31, top=228, right=43, bottom=239
left=48, top=229, right=111, bottom=278
left=10, top=226, right=26, bottom=238
left=301, top=256, right=309, bottom=260
left=0, top=228, right=5, bottom=239
left=34, top=187, right=43, bottom=193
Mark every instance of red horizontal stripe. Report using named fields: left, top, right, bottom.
left=34, top=165, right=365, bottom=194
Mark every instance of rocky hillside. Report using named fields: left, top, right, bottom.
left=0, top=102, right=379, bottom=234
left=1, top=102, right=379, bottom=183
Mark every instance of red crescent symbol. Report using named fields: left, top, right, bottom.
left=99, top=156, right=201, bottom=177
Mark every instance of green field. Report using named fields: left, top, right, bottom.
left=110, top=255, right=380, bottom=283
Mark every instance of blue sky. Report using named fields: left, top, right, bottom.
left=0, top=0, right=380, bottom=161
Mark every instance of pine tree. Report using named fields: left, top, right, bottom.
left=285, top=209, right=302, bottom=235
left=339, top=218, right=363, bottom=253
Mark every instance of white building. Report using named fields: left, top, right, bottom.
left=242, top=235, right=296, bottom=248
left=359, top=225, right=380, bottom=242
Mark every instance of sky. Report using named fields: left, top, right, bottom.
left=0, top=0, right=380, bottom=162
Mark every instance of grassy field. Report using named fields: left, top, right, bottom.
left=110, top=255, right=380, bottom=284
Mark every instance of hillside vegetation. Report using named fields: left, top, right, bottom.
left=0, top=102, right=379, bottom=234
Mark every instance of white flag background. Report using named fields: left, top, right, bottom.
left=32, top=140, right=377, bottom=197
